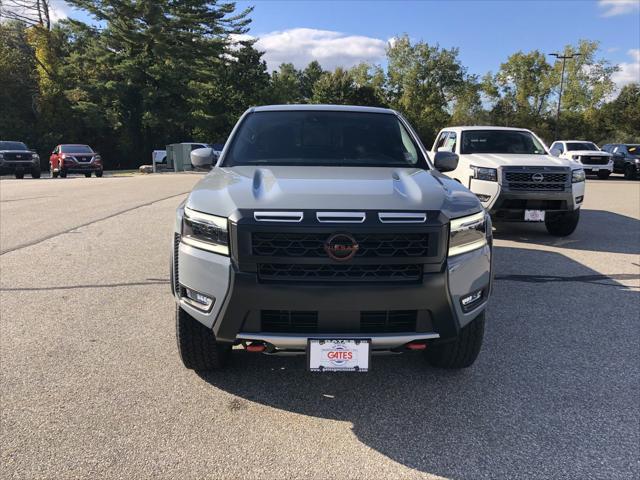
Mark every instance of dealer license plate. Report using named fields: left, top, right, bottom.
left=524, top=209, right=545, bottom=222
left=308, top=339, right=370, bottom=372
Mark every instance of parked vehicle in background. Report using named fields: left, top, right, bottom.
left=601, top=143, right=640, bottom=179
left=152, top=150, right=167, bottom=172
left=167, top=143, right=211, bottom=172
left=0, top=141, right=41, bottom=179
left=50, top=144, right=103, bottom=178
left=549, top=140, right=613, bottom=179
left=431, top=126, right=586, bottom=236
left=172, top=105, right=492, bottom=373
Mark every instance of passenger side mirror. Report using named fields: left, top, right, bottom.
left=190, top=147, right=215, bottom=170
left=550, top=148, right=561, bottom=157
left=433, top=151, right=459, bottom=172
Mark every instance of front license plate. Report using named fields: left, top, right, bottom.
left=308, top=339, right=370, bottom=372
left=524, top=209, right=545, bottom=222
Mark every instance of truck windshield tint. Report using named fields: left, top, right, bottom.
left=566, top=142, right=598, bottom=151
left=0, top=141, right=28, bottom=150
left=223, top=111, right=426, bottom=167
left=461, top=130, right=546, bottom=155
left=61, top=145, right=93, bottom=153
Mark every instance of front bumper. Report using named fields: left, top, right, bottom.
left=580, top=160, right=613, bottom=174
left=173, top=237, right=492, bottom=350
left=61, top=162, right=102, bottom=173
left=0, top=160, right=38, bottom=171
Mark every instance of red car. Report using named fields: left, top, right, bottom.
left=50, top=144, right=103, bottom=178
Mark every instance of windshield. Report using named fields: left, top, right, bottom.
left=566, top=142, right=598, bottom=151
left=0, top=141, right=28, bottom=150
left=461, top=130, right=547, bottom=155
left=223, top=111, right=425, bottom=167
left=626, top=145, right=640, bottom=157
left=61, top=145, right=93, bottom=153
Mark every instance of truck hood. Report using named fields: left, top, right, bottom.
left=462, top=153, right=575, bottom=168
left=186, top=166, right=481, bottom=219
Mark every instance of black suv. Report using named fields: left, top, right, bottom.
left=602, top=144, right=640, bottom=179
left=0, top=141, right=41, bottom=179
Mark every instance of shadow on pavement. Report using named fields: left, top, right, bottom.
left=494, top=209, right=640, bottom=255
left=196, top=247, right=639, bottom=479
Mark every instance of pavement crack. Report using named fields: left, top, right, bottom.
left=495, top=273, right=639, bottom=288
left=0, top=279, right=169, bottom=292
left=0, top=191, right=189, bottom=256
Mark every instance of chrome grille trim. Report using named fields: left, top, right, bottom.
left=316, top=211, right=366, bottom=223
left=254, top=211, right=304, bottom=222
left=378, top=212, right=426, bottom=223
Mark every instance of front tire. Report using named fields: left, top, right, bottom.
left=59, top=169, right=67, bottom=178
left=95, top=170, right=103, bottom=178
left=597, top=170, right=610, bottom=180
left=85, top=172, right=92, bottom=178
left=624, top=165, right=638, bottom=180
left=176, top=305, right=231, bottom=371
left=426, top=312, right=485, bottom=369
left=545, top=209, right=580, bottom=236
left=15, top=171, right=24, bottom=179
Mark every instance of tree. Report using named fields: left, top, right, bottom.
left=0, top=21, right=39, bottom=145
left=300, top=60, right=324, bottom=101
left=0, top=0, right=52, bottom=29
left=269, top=63, right=302, bottom=104
left=63, top=0, right=254, bottom=166
left=482, top=50, right=554, bottom=130
left=385, top=35, right=468, bottom=145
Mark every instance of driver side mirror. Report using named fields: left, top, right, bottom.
left=433, top=151, right=459, bottom=172
left=190, top=147, right=215, bottom=170
left=550, top=148, right=561, bottom=157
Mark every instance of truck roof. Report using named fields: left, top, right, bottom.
left=440, top=126, right=532, bottom=132
left=250, top=104, right=396, bottom=114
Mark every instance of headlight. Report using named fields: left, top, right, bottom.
left=181, top=206, right=229, bottom=255
left=471, top=165, right=497, bottom=182
left=572, top=155, right=580, bottom=161
left=0, top=153, right=4, bottom=160
left=32, top=153, right=39, bottom=160
left=571, top=169, right=586, bottom=183
left=93, top=155, right=101, bottom=162
left=448, top=211, right=488, bottom=257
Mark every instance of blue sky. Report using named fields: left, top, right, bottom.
left=49, top=0, right=640, bottom=88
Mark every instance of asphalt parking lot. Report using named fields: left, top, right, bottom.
left=1, top=173, right=638, bottom=479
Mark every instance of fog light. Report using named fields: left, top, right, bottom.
left=476, top=194, right=491, bottom=202
left=575, top=195, right=584, bottom=204
left=461, top=290, right=483, bottom=312
left=183, top=287, right=214, bottom=311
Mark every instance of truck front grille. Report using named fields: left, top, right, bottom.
left=260, top=310, right=417, bottom=333
left=257, top=263, right=422, bottom=283
left=360, top=310, right=417, bottom=333
left=580, top=155, right=609, bottom=165
left=252, top=232, right=430, bottom=258
left=173, top=233, right=180, bottom=293
left=261, top=310, right=318, bottom=333
left=504, top=170, right=568, bottom=192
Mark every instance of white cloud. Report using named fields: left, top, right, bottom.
left=247, top=28, right=387, bottom=71
left=49, top=1, right=72, bottom=23
left=598, top=0, right=640, bottom=17
left=612, top=49, right=640, bottom=90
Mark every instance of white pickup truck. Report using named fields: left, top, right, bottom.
left=548, top=140, right=613, bottom=179
left=430, top=126, right=586, bottom=236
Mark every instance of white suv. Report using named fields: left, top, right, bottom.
left=430, top=126, right=586, bottom=236
left=549, top=140, right=613, bottom=179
